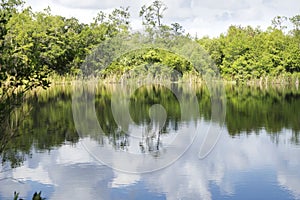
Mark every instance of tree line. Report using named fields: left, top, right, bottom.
left=198, top=16, right=300, bottom=82
left=1, top=0, right=300, bottom=90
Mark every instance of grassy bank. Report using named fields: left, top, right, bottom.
left=46, top=71, right=300, bottom=87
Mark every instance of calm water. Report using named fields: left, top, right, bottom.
left=0, top=83, right=300, bottom=200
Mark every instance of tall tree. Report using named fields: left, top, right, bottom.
left=0, top=0, right=24, bottom=83
left=271, top=16, right=288, bottom=30
left=108, top=7, right=130, bottom=32
left=290, top=15, right=300, bottom=38
left=139, top=0, right=167, bottom=28
left=171, top=22, right=184, bottom=35
left=0, top=0, right=23, bottom=42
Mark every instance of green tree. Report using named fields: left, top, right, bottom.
left=197, top=18, right=300, bottom=82
left=271, top=16, right=288, bottom=30
left=139, top=0, right=167, bottom=28
left=171, top=22, right=184, bottom=35
left=0, top=0, right=24, bottom=84
left=108, top=7, right=130, bottom=33
left=290, top=15, right=300, bottom=32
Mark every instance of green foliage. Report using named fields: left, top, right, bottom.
left=103, top=48, right=194, bottom=79
left=4, top=7, right=88, bottom=76
left=2, top=1, right=297, bottom=86
left=271, top=16, right=288, bottom=30
left=0, top=0, right=23, bottom=44
left=290, top=15, right=300, bottom=33
left=0, top=5, right=131, bottom=151
left=171, top=23, right=185, bottom=35
left=1, top=4, right=131, bottom=89
left=139, top=0, right=167, bottom=28
left=1, top=1, right=299, bottom=88
left=198, top=16, right=300, bottom=82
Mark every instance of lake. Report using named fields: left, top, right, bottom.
left=0, top=82, right=299, bottom=200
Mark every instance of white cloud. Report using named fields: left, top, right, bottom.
left=191, top=0, right=251, bottom=10
left=110, top=171, right=140, bottom=188
left=24, top=0, right=300, bottom=36
left=52, top=0, right=119, bottom=9
left=55, top=143, right=95, bottom=164
left=13, top=165, right=52, bottom=185
left=1, top=127, right=300, bottom=199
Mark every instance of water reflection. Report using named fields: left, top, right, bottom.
left=0, top=83, right=299, bottom=199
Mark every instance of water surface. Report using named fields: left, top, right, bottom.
left=0, top=83, right=299, bottom=200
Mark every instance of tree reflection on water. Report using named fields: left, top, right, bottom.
left=0, top=83, right=299, bottom=168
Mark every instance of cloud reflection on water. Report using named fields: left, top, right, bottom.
left=0, top=126, right=299, bottom=200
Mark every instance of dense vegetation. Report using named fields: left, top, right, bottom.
left=198, top=18, right=300, bottom=82
left=1, top=0, right=299, bottom=87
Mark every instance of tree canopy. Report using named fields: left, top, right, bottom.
left=198, top=16, right=300, bottom=82
left=0, top=0, right=299, bottom=88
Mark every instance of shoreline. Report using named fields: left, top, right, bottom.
left=46, top=74, right=299, bottom=88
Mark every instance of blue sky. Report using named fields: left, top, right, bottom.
left=24, top=0, right=300, bottom=37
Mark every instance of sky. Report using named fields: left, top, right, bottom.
left=23, top=0, right=300, bottom=37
